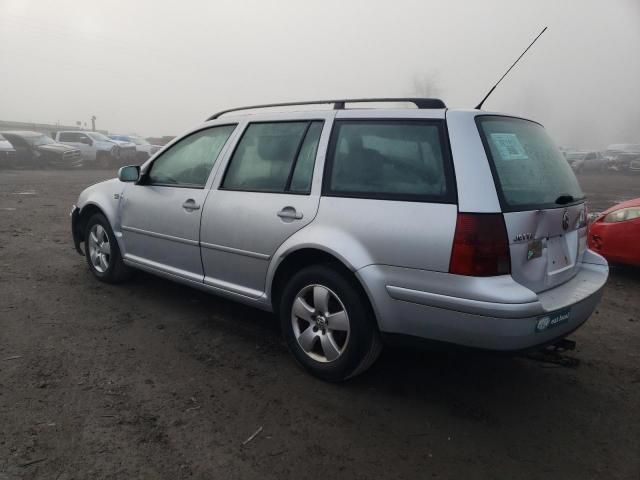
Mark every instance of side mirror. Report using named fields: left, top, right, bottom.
left=81, top=137, right=93, bottom=145
left=118, top=165, right=140, bottom=182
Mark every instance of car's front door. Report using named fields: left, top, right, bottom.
left=200, top=119, right=328, bottom=298
left=60, top=132, right=93, bottom=160
left=120, top=124, right=237, bottom=282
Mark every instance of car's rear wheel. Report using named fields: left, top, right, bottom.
left=279, top=264, right=382, bottom=382
left=84, top=213, right=131, bottom=283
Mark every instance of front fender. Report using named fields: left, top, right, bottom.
left=75, top=178, right=125, bottom=249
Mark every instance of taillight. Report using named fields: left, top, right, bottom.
left=576, top=204, right=588, bottom=229
left=449, top=213, right=511, bottom=276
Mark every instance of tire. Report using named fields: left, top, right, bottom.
left=279, top=264, right=382, bottom=382
left=84, top=213, right=132, bottom=283
left=96, top=153, right=112, bottom=169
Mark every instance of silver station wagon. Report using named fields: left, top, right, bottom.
left=71, top=98, right=609, bottom=381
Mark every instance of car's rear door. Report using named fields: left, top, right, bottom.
left=317, top=112, right=458, bottom=272
left=200, top=115, right=331, bottom=298
left=119, top=124, right=237, bottom=282
left=476, top=115, right=588, bottom=293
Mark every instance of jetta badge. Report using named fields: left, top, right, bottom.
left=513, top=232, right=534, bottom=242
left=562, top=209, right=570, bottom=231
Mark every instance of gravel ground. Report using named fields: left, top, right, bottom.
left=0, top=169, right=639, bottom=480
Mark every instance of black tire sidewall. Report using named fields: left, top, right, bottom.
left=84, top=213, right=121, bottom=281
left=279, top=265, right=377, bottom=382
left=97, top=154, right=111, bottom=169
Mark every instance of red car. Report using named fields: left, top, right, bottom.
left=589, top=198, right=640, bottom=266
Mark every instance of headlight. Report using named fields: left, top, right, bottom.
left=603, top=207, right=640, bottom=223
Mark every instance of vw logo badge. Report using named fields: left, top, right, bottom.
left=562, top=210, right=570, bottom=231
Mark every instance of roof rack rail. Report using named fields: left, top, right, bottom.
left=206, top=97, right=446, bottom=120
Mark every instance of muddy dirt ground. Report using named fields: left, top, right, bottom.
left=1, top=170, right=639, bottom=479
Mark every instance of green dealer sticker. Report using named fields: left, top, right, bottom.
left=535, top=309, right=571, bottom=333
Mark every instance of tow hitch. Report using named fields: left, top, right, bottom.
left=548, top=338, right=576, bottom=352
left=525, top=338, right=579, bottom=367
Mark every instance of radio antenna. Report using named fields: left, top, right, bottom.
left=475, top=26, right=548, bottom=110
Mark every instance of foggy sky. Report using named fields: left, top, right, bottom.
left=1, top=0, right=639, bottom=149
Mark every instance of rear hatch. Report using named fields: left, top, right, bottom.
left=477, top=116, right=588, bottom=293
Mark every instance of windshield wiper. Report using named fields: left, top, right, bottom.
left=555, top=194, right=575, bottom=205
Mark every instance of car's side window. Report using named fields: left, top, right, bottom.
left=324, top=120, right=455, bottom=202
left=59, top=132, right=73, bottom=142
left=221, top=121, right=323, bottom=194
left=147, top=125, right=236, bottom=188
left=8, top=136, right=27, bottom=148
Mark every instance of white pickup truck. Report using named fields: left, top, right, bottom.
left=54, top=131, right=119, bottom=168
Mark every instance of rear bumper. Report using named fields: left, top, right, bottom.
left=357, top=251, right=609, bottom=351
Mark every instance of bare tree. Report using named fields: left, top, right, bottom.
left=412, top=72, right=441, bottom=98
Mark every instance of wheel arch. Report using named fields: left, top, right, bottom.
left=269, top=247, right=381, bottom=330
left=76, top=201, right=121, bottom=251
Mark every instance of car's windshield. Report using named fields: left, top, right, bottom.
left=477, top=116, right=584, bottom=211
left=88, top=132, right=111, bottom=142
left=26, top=134, right=56, bottom=147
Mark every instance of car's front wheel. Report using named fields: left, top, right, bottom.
left=84, top=213, right=131, bottom=283
left=96, top=152, right=112, bottom=169
left=279, top=265, right=382, bottom=382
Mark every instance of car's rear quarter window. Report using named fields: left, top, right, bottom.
left=324, top=120, right=455, bottom=203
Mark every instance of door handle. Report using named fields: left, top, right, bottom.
left=277, top=206, right=303, bottom=220
left=182, top=199, right=201, bottom=211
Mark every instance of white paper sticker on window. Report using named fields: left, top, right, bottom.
left=490, top=133, right=528, bottom=160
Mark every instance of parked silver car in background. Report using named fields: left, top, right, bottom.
left=109, top=134, right=162, bottom=162
left=104, top=136, right=137, bottom=164
left=71, top=99, right=608, bottom=381
left=604, top=143, right=640, bottom=172
left=565, top=150, right=586, bottom=171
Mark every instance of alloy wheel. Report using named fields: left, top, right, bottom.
left=291, top=284, right=350, bottom=363
left=88, top=224, right=111, bottom=273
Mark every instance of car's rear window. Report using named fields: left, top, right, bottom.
left=324, top=120, right=455, bottom=202
left=477, top=116, right=584, bottom=211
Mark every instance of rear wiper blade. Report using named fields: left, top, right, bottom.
left=555, top=194, right=575, bottom=205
